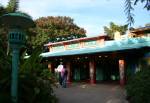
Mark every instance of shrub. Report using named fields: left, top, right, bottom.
left=126, top=68, right=150, bottom=103
left=0, top=36, right=12, bottom=103
left=19, top=47, right=58, bottom=103
left=0, top=43, right=58, bottom=103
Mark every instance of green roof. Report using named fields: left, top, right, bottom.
left=40, top=37, right=150, bottom=58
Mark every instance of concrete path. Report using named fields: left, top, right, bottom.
left=54, top=83, right=128, bottom=103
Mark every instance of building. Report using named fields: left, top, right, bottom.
left=128, top=26, right=150, bottom=38
left=41, top=26, right=150, bottom=86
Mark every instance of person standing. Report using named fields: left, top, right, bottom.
left=56, top=62, right=64, bottom=86
left=62, top=66, right=68, bottom=88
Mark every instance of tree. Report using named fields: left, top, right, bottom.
left=145, top=23, right=150, bottom=26
left=103, top=22, right=128, bottom=39
left=29, top=16, right=86, bottom=49
left=125, top=0, right=150, bottom=26
left=6, top=0, right=19, bottom=12
left=126, top=68, right=150, bottom=103
left=0, top=0, right=20, bottom=53
left=0, top=0, right=19, bottom=15
left=0, top=34, right=11, bottom=102
left=0, top=0, right=32, bottom=54
left=18, top=47, right=58, bottom=103
left=0, top=1, right=58, bottom=103
left=0, top=4, right=6, bottom=16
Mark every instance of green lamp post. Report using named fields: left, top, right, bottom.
left=0, top=12, right=35, bottom=103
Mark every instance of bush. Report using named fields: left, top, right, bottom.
left=0, top=43, right=58, bottom=103
left=126, top=68, right=150, bottom=103
left=0, top=36, right=12, bottom=103
left=19, top=47, right=58, bottom=103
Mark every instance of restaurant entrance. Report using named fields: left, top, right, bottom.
left=96, top=57, right=119, bottom=82
left=71, top=60, right=89, bottom=82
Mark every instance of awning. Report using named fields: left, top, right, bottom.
left=40, top=37, right=150, bottom=58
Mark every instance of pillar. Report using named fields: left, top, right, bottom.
left=89, top=61, right=96, bottom=84
left=66, top=62, right=71, bottom=84
left=11, top=48, right=19, bottom=103
left=48, top=62, right=54, bottom=73
left=119, top=59, right=125, bottom=86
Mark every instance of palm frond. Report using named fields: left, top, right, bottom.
left=124, top=0, right=135, bottom=26
left=134, top=0, right=150, bottom=10
left=134, top=0, right=140, bottom=5
left=144, top=0, right=150, bottom=10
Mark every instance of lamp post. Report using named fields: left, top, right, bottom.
left=0, top=12, right=35, bottom=103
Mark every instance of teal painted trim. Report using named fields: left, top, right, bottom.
left=41, top=37, right=150, bottom=57
left=84, top=40, right=97, bottom=47
left=9, top=29, right=25, bottom=45
left=67, top=43, right=80, bottom=49
left=52, top=46, right=64, bottom=51
left=3, top=12, right=32, bottom=19
left=11, top=49, right=19, bottom=103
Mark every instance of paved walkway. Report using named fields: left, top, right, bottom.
left=54, top=83, right=128, bottom=103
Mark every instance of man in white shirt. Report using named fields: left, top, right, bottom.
left=56, top=62, right=64, bottom=85
left=56, top=62, right=64, bottom=72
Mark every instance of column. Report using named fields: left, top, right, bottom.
left=11, top=48, right=19, bottom=103
left=119, top=59, right=125, bottom=86
left=66, top=62, right=71, bottom=84
left=48, top=62, right=54, bottom=73
left=89, top=60, right=96, bottom=84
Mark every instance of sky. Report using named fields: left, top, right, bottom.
left=0, top=0, right=149, bottom=37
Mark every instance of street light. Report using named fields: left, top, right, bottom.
left=0, top=12, right=35, bottom=103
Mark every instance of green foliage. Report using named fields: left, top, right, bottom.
left=0, top=0, right=21, bottom=55
left=124, top=0, right=150, bottom=25
left=126, top=68, right=150, bottom=103
left=0, top=0, right=33, bottom=55
left=0, top=4, right=6, bottom=16
left=0, top=32, right=11, bottom=103
left=0, top=4, right=18, bottom=101
left=0, top=45, right=58, bottom=103
left=19, top=47, right=58, bottom=103
left=28, top=16, right=86, bottom=49
left=145, top=23, right=150, bottom=27
left=6, top=0, right=19, bottom=12
left=0, top=1, right=58, bottom=102
left=104, top=22, right=128, bottom=39
left=0, top=0, right=19, bottom=15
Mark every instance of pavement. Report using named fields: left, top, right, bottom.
left=54, top=82, right=129, bottom=103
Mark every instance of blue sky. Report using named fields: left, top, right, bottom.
left=0, top=0, right=149, bottom=37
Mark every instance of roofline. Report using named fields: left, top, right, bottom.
left=44, top=34, right=108, bottom=46
left=41, top=38, right=150, bottom=58
left=131, top=26, right=150, bottom=33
